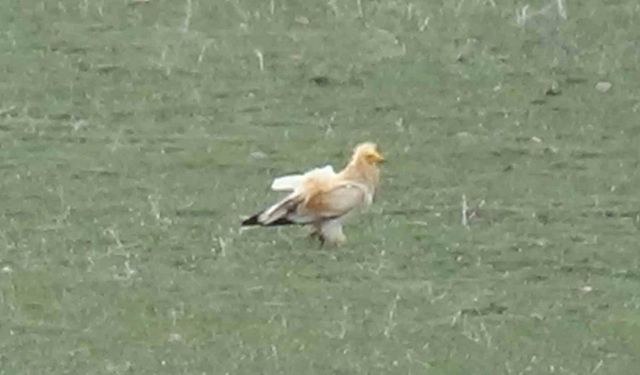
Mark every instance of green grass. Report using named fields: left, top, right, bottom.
left=1, top=0, right=640, bottom=373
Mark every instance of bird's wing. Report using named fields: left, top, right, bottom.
left=253, top=181, right=368, bottom=226
left=245, top=166, right=339, bottom=226
left=299, top=181, right=369, bottom=219
left=271, top=165, right=335, bottom=191
left=255, top=192, right=305, bottom=225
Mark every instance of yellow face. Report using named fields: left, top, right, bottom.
left=356, top=143, right=385, bottom=165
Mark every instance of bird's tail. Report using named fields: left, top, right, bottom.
left=271, top=174, right=303, bottom=191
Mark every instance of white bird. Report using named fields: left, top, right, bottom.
left=241, top=142, right=385, bottom=245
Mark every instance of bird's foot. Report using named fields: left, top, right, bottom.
left=307, top=230, right=326, bottom=247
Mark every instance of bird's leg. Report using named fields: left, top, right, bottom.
left=308, top=223, right=321, bottom=240
left=308, top=230, right=320, bottom=240
left=308, top=229, right=325, bottom=247
left=318, top=219, right=346, bottom=247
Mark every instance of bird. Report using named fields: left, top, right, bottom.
left=241, top=142, right=385, bottom=246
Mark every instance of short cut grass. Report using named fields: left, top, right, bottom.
left=1, top=0, right=640, bottom=374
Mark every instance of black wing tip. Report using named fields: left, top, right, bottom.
left=241, top=214, right=297, bottom=227
left=241, top=213, right=261, bottom=226
left=268, top=217, right=297, bottom=226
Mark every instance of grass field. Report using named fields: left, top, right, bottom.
left=1, top=0, right=640, bottom=373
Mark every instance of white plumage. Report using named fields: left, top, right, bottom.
left=270, top=165, right=335, bottom=191
left=242, top=143, right=384, bottom=246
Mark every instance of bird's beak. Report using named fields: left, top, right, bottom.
left=372, top=151, right=385, bottom=164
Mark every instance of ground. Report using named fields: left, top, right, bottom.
left=1, top=0, right=640, bottom=374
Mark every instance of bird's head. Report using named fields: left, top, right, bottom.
left=352, top=142, right=385, bottom=166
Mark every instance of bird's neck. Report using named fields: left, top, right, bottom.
left=339, top=160, right=380, bottom=188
